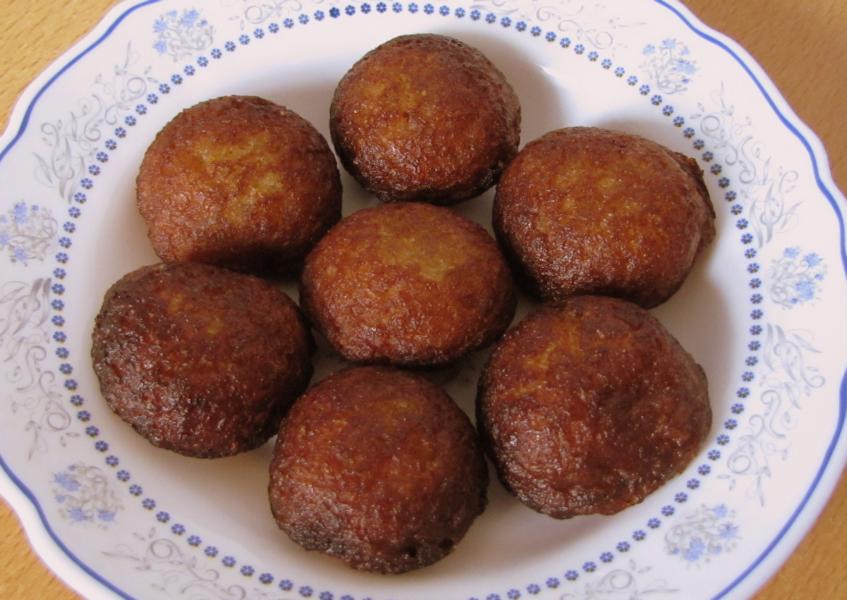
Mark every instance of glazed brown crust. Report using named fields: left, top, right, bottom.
left=300, top=202, right=517, bottom=366
left=477, top=296, right=711, bottom=518
left=91, top=262, right=313, bottom=458
left=493, top=127, right=715, bottom=308
left=137, top=95, right=342, bottom=274
left=269, top=366, right=488, bottom=573
left=330, top=34, right=521, bottom=204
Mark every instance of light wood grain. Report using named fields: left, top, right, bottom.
left=1, top=1, right=845, bottom=598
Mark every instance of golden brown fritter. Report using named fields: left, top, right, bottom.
left=91, top=262, right=313, bottom=458
left=493, top=127, right=715, bottom=308
left=299, top=202, right=516, bottom=366
left=137, top=95, right=341, bottom=274
left=269, top=366, right=488, bottom=573
left=477, top=296, right=711, bottom=518
left=330, top=34, right=520, bottom=204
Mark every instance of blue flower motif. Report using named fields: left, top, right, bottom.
left=68, top=507, right=88, bottom=522
left=205, top=546, right=218, bottom=557
left=260, top=573, right=274, bottom=585
left=683, top=537, right=704, bottom=561
left=222, top=555, right=235, bottom=567
left=54, top=471, right=80, bottom=492
left=633, top=529, right=646, bottom=540
left=0, top=231, right=9, bottom=248
left=153, top=18, right=167, bottom=33
left=675, top=59, right=696, bottom=75
left=719, top=522, right=739, bottom=540
left=98, top=510, right=116, bottom=522
left=708, top=449, right=721, bottom=460
left=241, top=565, right=254, bottom=576
left=13, top=201, right=28, bottom=224
left=794, top=279, right=815, bottom=301
left=545, top=577, right=559, bottom=588
left=527, top=584, right=541, bottom=594
left=643, top=43, right=656, bottom=55
left=180, top=9, right=200, bottom=28
left=154, top=40, right=167, bottom=54
left=803, top=252, right=822, bottom=267
left=617, top=541, right=630, bottom=552
left=662, top=38, right=677, bottom=49
left=156, top=511, right=170, bottom=522
left=279, top=580, right=293, bottom=591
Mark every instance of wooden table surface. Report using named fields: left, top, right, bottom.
left=1, top=1, right=845, bottom=598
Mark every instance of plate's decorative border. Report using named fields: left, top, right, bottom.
left=0, top=1, right=845, bottom=599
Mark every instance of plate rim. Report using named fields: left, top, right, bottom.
left=1, top=1, right=845, bottom=599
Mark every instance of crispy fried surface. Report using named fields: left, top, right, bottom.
left=91, top=262, right=313, bottom=458
left=477, top=296, right=711, bottom=518
left=269, top=366, right=488, bottom=573
left=493, top=127, right=715, bottom=307
left=300, top=202, right=516, bottom=366
left=330, top=34, right=520, bottom=204
left=137, top=95, right=341, bottom=274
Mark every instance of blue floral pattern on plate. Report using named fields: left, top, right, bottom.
left=0, top=1, right=845, bottom=599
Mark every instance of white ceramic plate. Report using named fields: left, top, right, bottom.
left=2, top=1, right=845, bottom=598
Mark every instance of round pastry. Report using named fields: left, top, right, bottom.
left=91, top=262, right=313, bottom=458
left=269, top=366, right=488, bottom=573
left=299, top=202, right=516, bottom=366
left=493, top=127, right=715, bottom=308
left=330, top=33, right=520, bottom=204
left=477, top=295, right=711, bottom=518
left=137, top=95, right=341, bottom=274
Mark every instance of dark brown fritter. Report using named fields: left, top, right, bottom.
left=330, top=34, right=520, bottom=205
left=493, top=127, right=715, bottom=308
left=300, top=202, right=517, bottom=366
left=137, top=95, right=342, bottom=274
left=269, top=366, right=488, bottom=573
left=91, top=262, right=313, bottom=458
left=477, top=296, right=711, bottom=518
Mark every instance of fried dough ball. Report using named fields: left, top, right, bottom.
left=137, top=95, right=341, bottom=274
left=269, top=366, right=488, bottom=573
left=91, top=262, right=313, bottom=458
left=493, top=127, right=715, bottom=308
left=330, top=34, right=520, bottom=204
left=300, top=202, right=516, bottom=366
left=477, top=296, right=711, bottom=518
